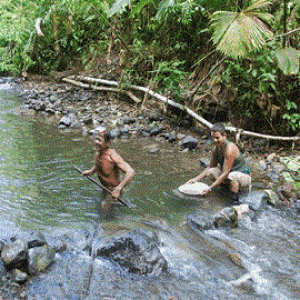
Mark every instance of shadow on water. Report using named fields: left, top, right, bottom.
left=0, top=79, right=300, bottom=299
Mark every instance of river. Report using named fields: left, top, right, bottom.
left=0, top=78, right=300, bottom=299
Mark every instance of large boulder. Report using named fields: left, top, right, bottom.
left=93, top=229, right=168, bottom=275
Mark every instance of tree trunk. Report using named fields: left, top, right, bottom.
left=282, top=0, right=287, bottom=48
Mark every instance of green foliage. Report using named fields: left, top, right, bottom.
left=219, top=48, right=279, bottom=123
left=151, top=60, right=188, bottom=99
left=0, top=0, right=111, bottom=74
left=0, top=0, right=300, bottom=138
left=275, top=47, right=300, bottom=75
left=283, top=100, right=300, bottom=131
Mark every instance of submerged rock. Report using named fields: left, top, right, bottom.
left=229, top=272, right=255, bottom=292
left=93, top=229, right=168, bottom=275
left=188, top=211, right=213, bottom=231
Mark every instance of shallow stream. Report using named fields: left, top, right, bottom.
left=1, top=78, right=300, bottom=299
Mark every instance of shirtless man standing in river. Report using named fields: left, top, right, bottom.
left=187, top=122, right=251, bottom=203
left=82, top=128, right=135, bottom=210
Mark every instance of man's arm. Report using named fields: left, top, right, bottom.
left=110, top=150, right=135, bottom=199
left=187, top=149, right=217, bottom=183
left=82, top=152, right=98, bottom=176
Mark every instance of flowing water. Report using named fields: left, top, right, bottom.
left=1, top=78, right=300, bottom=299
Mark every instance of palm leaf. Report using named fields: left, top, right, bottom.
left=210, top=0, right=273, bottom=59
left=109, top=0, right=131, bottom=17
left=243, top=0, right=272, bottom=12
left=156, top=0, right=175, bottom=18
left=275, top=48, right=300, bottom=75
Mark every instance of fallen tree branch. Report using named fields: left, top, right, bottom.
left=62, top=78, right=140, bottom=103
left=34, top=18, right=44, bottom=37
left=63, top=76, right=300, bottom=142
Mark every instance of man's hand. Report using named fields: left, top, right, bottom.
left=199, top=188, right=211, bottom=196
left=186, top=178, right=198, bottom=184
left=82, top=169, right=93, bottom=177
left=111, top=187, right=121, bottom=199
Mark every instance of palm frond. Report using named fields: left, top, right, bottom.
left=243, top=0, right=272, bottom=13
left=108, top=0, right=131, bottom=17
left=156, top=0, right=175, bottom=19
left=210, top=0, right=273, bottom=59
left=275, top=48, right=300, bottom=75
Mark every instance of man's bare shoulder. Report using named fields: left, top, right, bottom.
left=226, top=142, right=239, bottom=155
left=108, top=149, right=124, bottom=162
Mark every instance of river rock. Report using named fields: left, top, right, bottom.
left=161, top=131, right=177, bottom=142
left=109, top=129, right=121, bottom=139
left=27, top=251, right=94, bottom=299
left=59, top=115, right=72, bottom=127
left=27, top=231, right=47, bottom=249
left=59, top=112, right=80, bottom=128
left=147, top=111, right=162, bottom=122
left=149, top=126, right=165, bottom=136
left=229, top=272, right=255, bottom=292
left=11, top=269, right=28, bottom=284
left=263, top=189, right=280, bottom=206
left=123, top=117, right=136, bottom=124
left=80, top=113, right=93, bottom=125
left=212, top=207, right=238, bottom=228
left=188, top=204, right=250, bottom=231
left=239, top=190, right=267, bottom=211
left=180, top=136, right=198, bottom=150
left=1, top=240, right=28, bottom=270
left=28, top=245, right=56, bottom=275
left=0, top=260, right=8, bottom=279
left=93, top=229, right=168, bottom=275
left=188, top=211, right=213, bottom=231
left=138, top=129, right=151, bottom=137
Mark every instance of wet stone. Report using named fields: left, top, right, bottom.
left=123, top=117, right=136, bottom=124
left=28, top=245, right=56, bottom=275
left=149, top=126, right=165, bottom=136
left=1, top=240, right=29, bottom=270
left=188, top=212, right=213, bottom=231
left=180, top=136, right=198, bottom=150
left=27, top=231, right=47, bottom=249
left=138, top=129, right=150, bottom=137
left=93, top=229, right=168, bottom=275
left=212, top=207, right=238, bottom=228
left=11, top=269, right=28, bottom=284
left=239, top=190, right=267, bottom=211
left=109, top=129, right=121, bottom=139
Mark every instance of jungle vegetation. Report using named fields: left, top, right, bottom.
left=1, top=0, right=300, bottom=135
